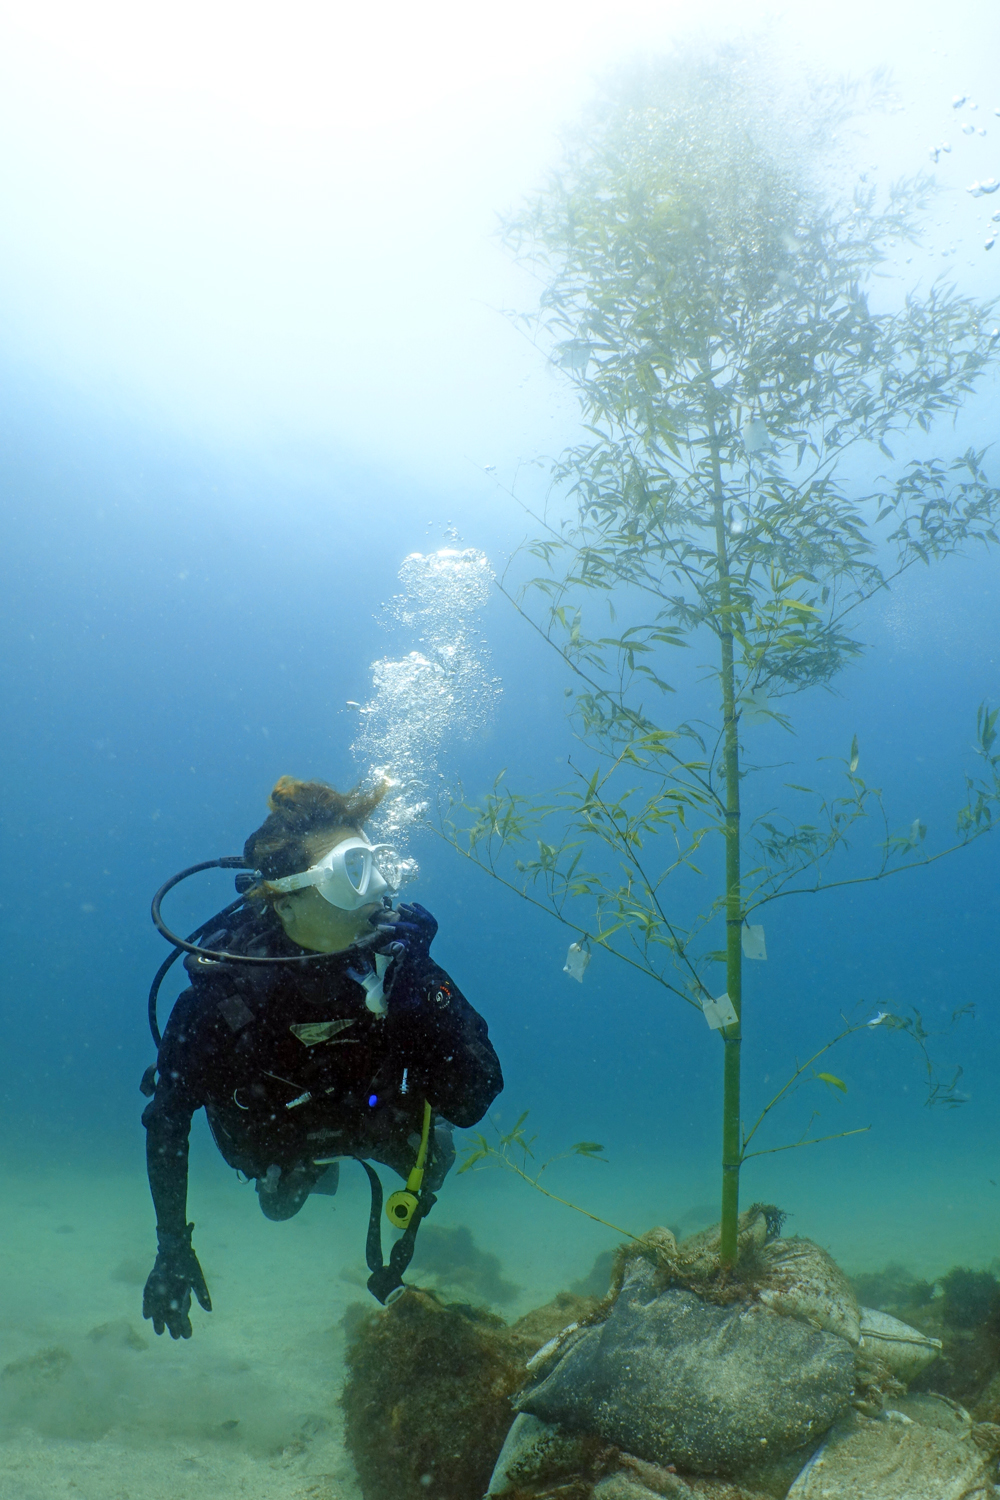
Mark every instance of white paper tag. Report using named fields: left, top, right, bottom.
left=563, top=942, right=590, bottom=982
left=742, top=923, right=767, bottom=961
left=703, top=992, right=739, bottom=1030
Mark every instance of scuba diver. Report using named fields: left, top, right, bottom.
left=141, top=775, right=503, bottom=1339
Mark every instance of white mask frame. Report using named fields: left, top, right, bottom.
left=267, top=836, right=397, bottom=912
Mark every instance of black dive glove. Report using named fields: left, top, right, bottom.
left=376, top=902, right=438, bottom=968
left=142, top=1223, right=212, bottom=1339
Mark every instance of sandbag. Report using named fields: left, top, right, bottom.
left=755, top=1237, right=861, bottom=1347
left=786, top=1394, right=999, bottom=1500
left=515, top=1260, right=854, bottom=1475
left=857, top=1306, right=942, bottom=1383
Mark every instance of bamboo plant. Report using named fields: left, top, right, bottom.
left=443, top=52, right=1000, bottom=1265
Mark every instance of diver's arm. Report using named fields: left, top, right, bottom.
left=141, top=986, right=204, bottom=1234
left=142, top=1099, right=195, bottom=1235
left=141, top=988, right=212, bottom=1337
left=393, top=963, right=503, bottom=1128
left=141, top=1100, right=212, bottom=1339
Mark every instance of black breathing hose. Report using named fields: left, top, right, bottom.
left=147, top=856, right=335, bottom=1050
left=147, top=894, right=246, bottom=1047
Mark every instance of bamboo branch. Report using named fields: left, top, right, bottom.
left=428, top=819, right=699, bottom=1007
left=745, top=831, right=994, bottom=913
left=741, top=1025, right=862, bottom=1152
left=477, top=1150, right=641, bottom=1241
left=742, top=1125, right=871, bottom=1161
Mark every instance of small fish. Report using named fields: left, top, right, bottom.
left=910, top=818, right=926, bottom=842
left=952, top=94, right=967, bottom=109
left=345, top=700, right=361, bottom=709
left=866, top=1012, right=889, bottom=1027
left=563, top=941, right=591, bottom=982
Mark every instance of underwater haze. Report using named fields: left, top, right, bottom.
left=2, top=3, right=1000, bottom=1497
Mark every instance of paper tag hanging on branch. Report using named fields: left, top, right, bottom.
left=702, top=992, right=739, bottom=1030
left=563, top=941, right=591, bottom=983
left=742, top=923, right=767, bottom=961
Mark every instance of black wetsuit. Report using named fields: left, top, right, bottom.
left=142, top=906, right=503, bottom=1233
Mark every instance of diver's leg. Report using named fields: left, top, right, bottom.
left=255, top=1162, right=324, bottom=1221
left=424, top=1118, right=456, bottom=1194
left=368, top=1116, right=456, bottom=1202
left=310, top=1161, right=340, bottom=1197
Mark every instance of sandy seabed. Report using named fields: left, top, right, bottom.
left=1, top=1125, right=997, bottom=1500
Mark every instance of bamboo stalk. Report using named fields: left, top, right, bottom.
left=709, top=405, right=743, bottom=1267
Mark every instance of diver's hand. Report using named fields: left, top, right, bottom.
left=142, top=1223, right=212, bottom=1339
left=376, top=902, right=438, bottom=967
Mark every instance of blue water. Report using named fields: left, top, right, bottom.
left=3, top=352, right=999, bottom=1261
left=3, top=15, right=1000, bottom=1497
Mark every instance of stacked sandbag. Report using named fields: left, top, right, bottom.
left=786, top=1394, right=1000, bottom=1500
left=486, top=1207, right=959, bottom=1500
left=511, top=1256, right=854, bottom=1476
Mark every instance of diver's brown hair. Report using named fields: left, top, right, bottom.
left=244, top=775, right=387, bottom=881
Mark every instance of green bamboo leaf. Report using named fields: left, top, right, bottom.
left=815, top=1072, right=848, bottom=1094
left=571, top=1141, right=607, bottom=1157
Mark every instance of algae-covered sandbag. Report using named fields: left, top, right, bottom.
left=342, top=1290, right=532, bottom=1500
left=786, top=1394, right=1000, bottom=1499
left=514, top=1259, right=854, bottom=1475
left=755, top=1237, right=861, bottom=1347
left=343, top=1286, right=600, bottom=1500
left=486, top=1412, right=609, bottom=1497
left=593, top=1473, right=775, bottom=1499
left=489, top=1420, right=800, bottom=1500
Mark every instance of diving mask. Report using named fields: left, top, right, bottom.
left=267, top=836, right=399, bottom=912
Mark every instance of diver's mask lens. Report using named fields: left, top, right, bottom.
left=268, top=836, right=398, bottom=912
left=314, top=839, right=392, bottom=911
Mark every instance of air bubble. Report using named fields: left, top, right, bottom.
left=962, top=124, right=976, bottom=134
left=352, top=549, right=500, bottom=850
